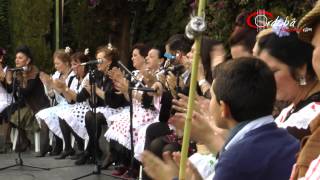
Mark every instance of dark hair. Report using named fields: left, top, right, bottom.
left=53, top=49, right=71, bottom=66
left=258, top=32, right=315, bottom=81
left=151, top=46, right=165, bottom=58
left=166, top=34, right=193, bottom=54
left=213, top=57, right=276, bottom=122
left=201, top=36, right=223, bottom=83
left=15, top=45, right=33, bottom=63
left=96, top=45, right=120, bottom=63
left=132, top=43, right=150, bottom=58
left=71, top=52, right=89, bottom=74
left=229, top=26, right=257, bottom=53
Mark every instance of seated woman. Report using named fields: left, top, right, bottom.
left=75, top=45, right=128, bottom=165
left=257, top=31, right=320, bottom=140
left=6, top=45, right=50, bottom=152
left=0, top=47, right=14, bottom=153
left=104, top=43, right=160, bottom=177
left=35, top=49, right=75, bottom=157
left=54, top=51, right=89, bottom=159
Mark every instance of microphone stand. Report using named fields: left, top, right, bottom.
left=118, top=61, right=156, bottom=177
left=0, top=71, right=50, bottom=171
left=72, top=65, right=123, bottom=180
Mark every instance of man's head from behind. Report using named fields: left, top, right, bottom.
left=210, top=57, right=276, bottom=129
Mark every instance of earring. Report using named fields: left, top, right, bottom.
left=299, top=76, right=307, bottom=86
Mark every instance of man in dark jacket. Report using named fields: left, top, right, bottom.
left=211, top=57, right=299, bottom=180
left=141, top=57, right=299, bottom=180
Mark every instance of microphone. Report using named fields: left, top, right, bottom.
left=156, top=64, right=184, bottom=77
left=117, top=61, right=133, bottom=77
left=8, top=66, right=28, bottom=71
left=167, top=64, right=184, bottom=73
left=80, top=59, right=103, bottom=66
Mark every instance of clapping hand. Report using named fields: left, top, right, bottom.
left=39, top=72, right=53, bottom=88
left=141, top=151, right=203, bottom=180
left=141, top=68, right=157, bottom=87
left=52, top=79, right=66, bottom=93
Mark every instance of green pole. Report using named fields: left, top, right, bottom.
left=55, top=0, right=60, bottom=50
left=178, top=0, right=206, bottom=179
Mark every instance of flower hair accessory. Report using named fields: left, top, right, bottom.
left=84, top=48, right=89, bottom=55
left=107, top=43, right=113, bottom=50
left=65, top=46, right=71, bottom=54
left=272, top=18, right=290, bottom=38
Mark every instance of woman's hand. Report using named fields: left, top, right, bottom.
left=5, top=70, right=13, bottom=84
left=108, top=67, right=124, bottom=81
left=39, top=72, right=53, bottom=88
left=149, top=81, right=163, bottom=96
left=52, top=79, right=67, bottom=93
left=141, top=68, right=157, bottom=87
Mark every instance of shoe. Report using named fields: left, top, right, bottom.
left=86, top=156, right=95, bottom=164
left=111, top=166, right=128, bottom=176
left=70, top=151, right=84, bottom=160
left=0, top=143, right=13, bottom=154
left=101, top=153, right=114, bottom=170
left=49, top=143, right=62, bottom=156
left=121, top=169, right=138, bottom=180
left=74, top=152, right=90, bottom=165
left=36, top=145, right=52, bottom=157
left=55, top=149, right=75, bottom=159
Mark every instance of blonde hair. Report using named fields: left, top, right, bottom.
left=53, top=49, right=71, bottom=66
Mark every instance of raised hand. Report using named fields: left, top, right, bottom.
left=39, top=72, right=53, bottom=88
left=141, top=68, right=157, bottom=87
left=150, top=81, right=163, bottom=96
left=52, top=79, right=66, bottom=93
left=114, top=77, right=129, bottom=95
left=108, top=67, right=124, bottom=81
left=142, top=151, right=179, bottom=180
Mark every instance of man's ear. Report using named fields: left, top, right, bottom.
left=220, top=100, right=232, bottom=119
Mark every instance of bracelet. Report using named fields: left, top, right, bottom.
left=172, top=177, right=179, bottom=180
left=198, top=79, right=207, bottom=86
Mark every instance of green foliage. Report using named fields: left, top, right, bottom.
left=1, top=0, right=316, bottom=71
left=133, top=0, right=190, bottom=47
left=0, top=0, right=9, bottom=52
left=8, top=0, right=53, bottom=71
left=64, top=0, right=125, bottom=57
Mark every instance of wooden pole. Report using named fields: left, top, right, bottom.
left=55, top=0, right=60, bottom=50
left=178, top=0, right=206, bottom=179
